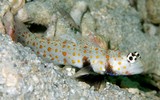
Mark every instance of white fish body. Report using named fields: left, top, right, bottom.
left=13, top=18, right=143, bottom=75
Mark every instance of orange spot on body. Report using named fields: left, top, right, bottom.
left=123, top=66, right=126, bottom=69
left=96, top=55, right=99, bottom=58
left=82, top=56, right=88, bottom=61
left=84, top=50, right=87, bottom=53
left=43, top=53, right=46, bottom=57
left=47, top=41, right=50, bottom=44
left=78, top=53, right=81, bottom=56
left=106, top=55, right=110, bottom=59
left=55, top=49, right=58, bottom=52
left=99, top=67, right=103, bottom=71
left=73, top=43, right=76, bottom=46
left=48, top=47, right=52, bottom=52
left=37, top=51, right=40, bottom=54
left=8, top=29, right=17, bottom=41
left=118, top=68, right=120, bottom=70
left=77, top=60, right=81, bottom=63
left=95, top=48, right=98, bottom=50
left=63, top=40, right=67, bottom=44
left=99, top=61, right=104, bottom=65
left=39, top=45, right=43, bottom=49
left=67, top=46, right=70, bottom=48
left=62, top=45, right=66, bottom=48
left=110, top=65, right=113, bottom=68
left=54, top=43, right=57, bottom=46
left=51, top=57, right=54, bottom=60
left=55, top=56, right=58, bottom=59
left=84, top=45, right=88, bottom=48
left=62, top=52, right=67, bottom=56
left=118, top=62, right=121, bottom=65
left=49, top=54, right=52, bottom=57
left=47, top=38, right=50, bottom=41
left=72, top=60, right=76, bottom=64
left=125, top=71, right=130, bottom=75
left=72, top=52, right=76, bottom=56
left=63, top=58, right=67, bottom=64
left=118, top=52, right=121, bottom=58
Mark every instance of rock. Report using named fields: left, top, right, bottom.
left=81, top=12, right=96, bottom=36
left=9, top=0, right=25, bottom=14
left=70, top=1, right=88, bottom=26
left=137, top=0, right=148, bottom=22
left=137, top=0, right=160, bottom=24
left=143, top=23, right=157, bottom=36
left=0, top=0, right=160, bottom=99
left=16, top=0, right=57, bottom=25
left=0, top=20, right=5, bottom=34
left=145, top=0, right=160, bottom=24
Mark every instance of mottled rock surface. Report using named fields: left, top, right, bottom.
left=137, top=0, right=160, bottom=24
left=0, top=0, right=160, bottom=99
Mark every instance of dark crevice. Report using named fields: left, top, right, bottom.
left=25, top=23, right=47, bottom=33
left=76, top=74, right=159, bottom=93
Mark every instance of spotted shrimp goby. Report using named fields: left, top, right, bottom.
left=12, top=18, right=143, bottom=76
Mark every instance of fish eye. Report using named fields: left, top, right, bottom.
left=127, top=53, right=136, bottom=63
left=127, top=52, right=141, bottom=63
left=129, top=56, right=133, bottom=60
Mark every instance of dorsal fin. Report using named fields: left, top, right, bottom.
left=87, top=32, right=107, bottom=50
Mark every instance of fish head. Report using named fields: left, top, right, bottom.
left=106, top=51, right=143, bottom=75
